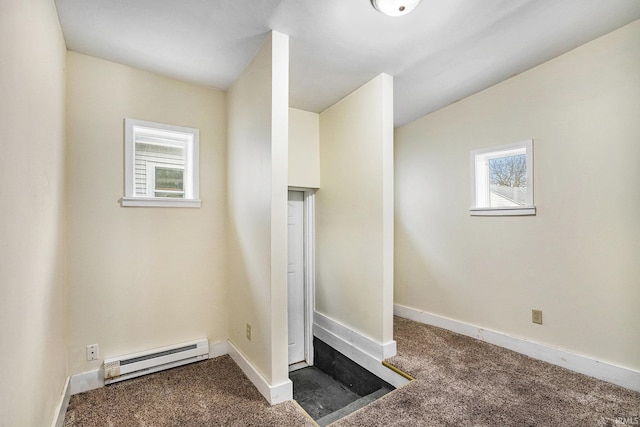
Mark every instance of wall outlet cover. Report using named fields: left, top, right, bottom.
left=532, top=309, right=543, bottom=325
left=86, top=344, right=99, bottom=361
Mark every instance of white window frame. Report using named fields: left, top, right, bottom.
left=122, top=118, right=201, bottom=208
left=470, top=139, right=535, bottom=216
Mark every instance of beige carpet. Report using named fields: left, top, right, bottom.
left=66, top=317, right=640, bottom=426
left=64, top=355, right=316, bottom=427
left=333, top=316, right=640, bottom=426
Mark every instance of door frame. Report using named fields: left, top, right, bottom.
left=288, top=187, right=316, bottom=370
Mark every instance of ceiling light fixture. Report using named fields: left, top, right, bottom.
left=371, top=0, right=421, bottom=17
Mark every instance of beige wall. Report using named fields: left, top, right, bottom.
left=289, top=108, right=320, bottom=188
left=227, top=32, right=290, bottom=385
left=65, top=52, right=228, bottom=375
left=0, top=0, right=68, bottom=425
left=316, top=74, right=395, bottom=345
left=395, top=20, right=640, bottom=371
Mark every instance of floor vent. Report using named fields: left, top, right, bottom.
left=104, top=339, right=209, bottom=384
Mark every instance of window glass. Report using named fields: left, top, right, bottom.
left=470, top=140, right=535, bottom=216
left=154, top=167, right=184, bottom=198
left=488, top=153, right=527, bottom=207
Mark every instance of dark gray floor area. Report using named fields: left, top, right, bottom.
left=290, top=339, right=396, bottom=425
left=290, top=366, right=361, bottom=420
left=290, top=365, right=394, bottom=426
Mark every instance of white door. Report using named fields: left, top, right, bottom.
left=288, top=191, right=305, bottom=365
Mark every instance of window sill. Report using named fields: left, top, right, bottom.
left=470, top=206, right=536, bottom=216
left=121, top=197, right=201, bottom=208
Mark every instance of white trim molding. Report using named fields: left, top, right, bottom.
left=470, top=206, right=536, bottom=216
left=314, top=312, right=396, bottom=360
left=69, top=369, right=103, bottom=395
left=302, top=190, right=316, bottom=366
left=51, top=377, right=71, bottom=427
left=227, top=340, right=293, bottom=405
left=395, top=304, right=640, bottom=392
left=313, top=312, right=408, bottom=388
left=121, top=197, right=201, bottom=208
left=208, top=340, right=229, bottom=359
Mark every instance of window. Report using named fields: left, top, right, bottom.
left=122, top=118, right=200, bottom=207
left=470, top=140, right=535, bottom=216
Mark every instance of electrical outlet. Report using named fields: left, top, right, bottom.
left=86, top=344, right=99, bottom=361
left=532, top=309, right=543, bottom=325
left=246, top=323, right=251, bottom=341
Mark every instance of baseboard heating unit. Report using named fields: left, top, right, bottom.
left=104, top=338, right=209, bottom=384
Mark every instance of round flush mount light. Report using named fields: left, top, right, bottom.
left=371, top=0, right=421, bottom=16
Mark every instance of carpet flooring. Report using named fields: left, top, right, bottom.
left=64, top=356, right=315, bottom=427
left=66, top=316, right=640, bottom=426
left=333, top=316, right=640, bottom=426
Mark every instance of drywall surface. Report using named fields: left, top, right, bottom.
left=227, top=31, right=290, bottom=386
left=0, top=0, right=68, bottom=425
left=395, top=20, right=640, bottom=371
left=65, top=52, right=228, bottom=375
left=316, top=74, right=395, bottom=347
left=289, top=108, right=320, bottom=188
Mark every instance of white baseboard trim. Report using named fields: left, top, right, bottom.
left=51, top=376, right=71, bottom=427
left=209, top=340, right=228, bottom=359
left=227, top=340, right=293, bottom=405
left=313, top=312, right=409, bottom=389
left=394, top=304, right=640, bottom=392
left=313, top=312, right=397, bottom=360
left=69, top=368, right=103, bottom=395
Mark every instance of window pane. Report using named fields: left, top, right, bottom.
left=488, top=154, right=527, bottom=207
left=155, top=167, right=184, bottom=191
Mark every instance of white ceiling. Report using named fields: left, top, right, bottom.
left=55, top=0, right=640, bottom=127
